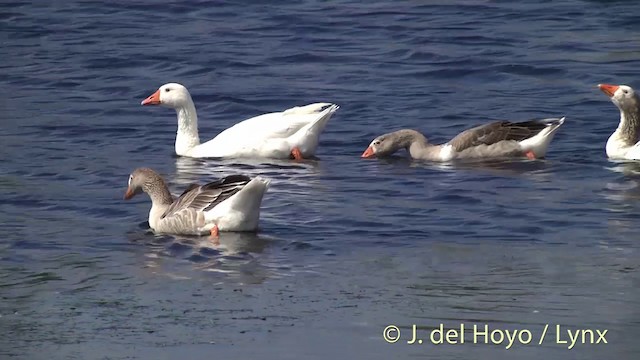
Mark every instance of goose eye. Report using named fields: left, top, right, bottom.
left=165, top=88, right=170, bottom=92
left=128, top=175, right=133, bottom=186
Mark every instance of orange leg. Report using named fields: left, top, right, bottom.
left=525, top=150, right=536, bottom=160
left=290, top=147, right=303, bottom=160
left=209, top=225, right=220, bottom=245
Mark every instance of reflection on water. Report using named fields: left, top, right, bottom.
left=605, top=160, right=640, bottom=177
left=125, top=225, right=283, bottom=284
left=370, top=153, right=555, bottom=181
left=600, top=161, right=640, bottom=239
left=603, top=161, right=640, bottom=207
left=172, top=156, right=323, bottom=191
left=417, top=157, right=554, bottom=181
left=173, top=156, right=320, bottom=178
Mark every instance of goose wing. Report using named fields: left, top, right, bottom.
left=447, top=120, right=548, bottom=152
left=161, top=175, right=251, bottom=219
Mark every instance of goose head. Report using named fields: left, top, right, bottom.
left=362, top=134, right=393, bottom=158
left=141, top=83, right=193, bottom=108
left=362, top=130, right=429, bottom=158
left=361, top=130, right=415, bottom=158
left=598, top=84, right=640, bottom=113
left=124, top=168, right=162, bottom=200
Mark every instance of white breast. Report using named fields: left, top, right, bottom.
left=439, top=144, right=456, bottom=161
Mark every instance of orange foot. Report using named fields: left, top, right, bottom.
left=524, top=150, right=536, bottom=160
left=209, top=225, right=220, bottom=245
left=290, top=147, right=303, bottom=160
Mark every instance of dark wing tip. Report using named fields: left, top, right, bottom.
left=201, top=174, right=251, bottom=191
left=220, top=174, right=252, bottom=184
left=178, top=183, right=200, bottom=197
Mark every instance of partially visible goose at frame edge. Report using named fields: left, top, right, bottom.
left=598, top=83, right=640, bottom=161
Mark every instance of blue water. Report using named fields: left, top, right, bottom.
left=2, top=0, right=640, bottom=358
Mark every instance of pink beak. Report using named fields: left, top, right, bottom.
left=141, top=89, right=161, bottom=106
left=598, top=84, right=619, bottom=97
left=361, top=146, right=375, bottom=158
left=123, top=187, right=135, bottom=200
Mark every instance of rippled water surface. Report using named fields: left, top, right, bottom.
left=2, top=0, right=640, bottom=359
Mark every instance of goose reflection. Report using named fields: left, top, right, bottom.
left=173, top=156, right=320, bottom=185
left=371, top=155, right=554, bottom=181
left=423, top=158, right=552, bottom=179
left=126, top=227, right=279, bottom=284
left=602, top=161, right=640, bottom=205
left=605, top=160, right=640, bottom=178
left=171, top=156, right=329, bottom=204
left=128, top=223, right=271, bottom=255
left=602, top=161, right=640, bottom=234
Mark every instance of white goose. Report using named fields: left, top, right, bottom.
left=141, top=83, right=339, bottom=159
left=362, top=117, right=565, bottom=161
left=598, top=83, right=640, bottom=160
left=124, top=168, right=270, bottom=237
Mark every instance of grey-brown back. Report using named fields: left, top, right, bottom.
left=161, top=175, right=251, bottom=219
left=447, top=119, right=553, bottom=152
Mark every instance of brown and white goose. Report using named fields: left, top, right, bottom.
left=361, top=117, right=565, bottom=161
left=124, top=168, right=270, bottom=237
left=598, top=83, right=640, bottom=160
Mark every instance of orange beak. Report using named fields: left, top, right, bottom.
left=123, top=187, right=135, bottom=200
left=141, top=89, right=161, bottom=106
left=598, top=84, right=618, bottom=97
left=361, top=146, right=376, bottom=158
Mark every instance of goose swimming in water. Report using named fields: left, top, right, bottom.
left=362, top=117, right=565, bottom=161
left=124, top=168, right=270, bottom=238
left=141, top=83, right=339, bottom=160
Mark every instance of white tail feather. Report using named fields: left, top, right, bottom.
left=204, top=176, right=270, bottom=231
left=519, top=117, right=566, bottom=157
left=283, top=102, right=334, bottom=116
left=288, top=104, right=339, bottom=155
